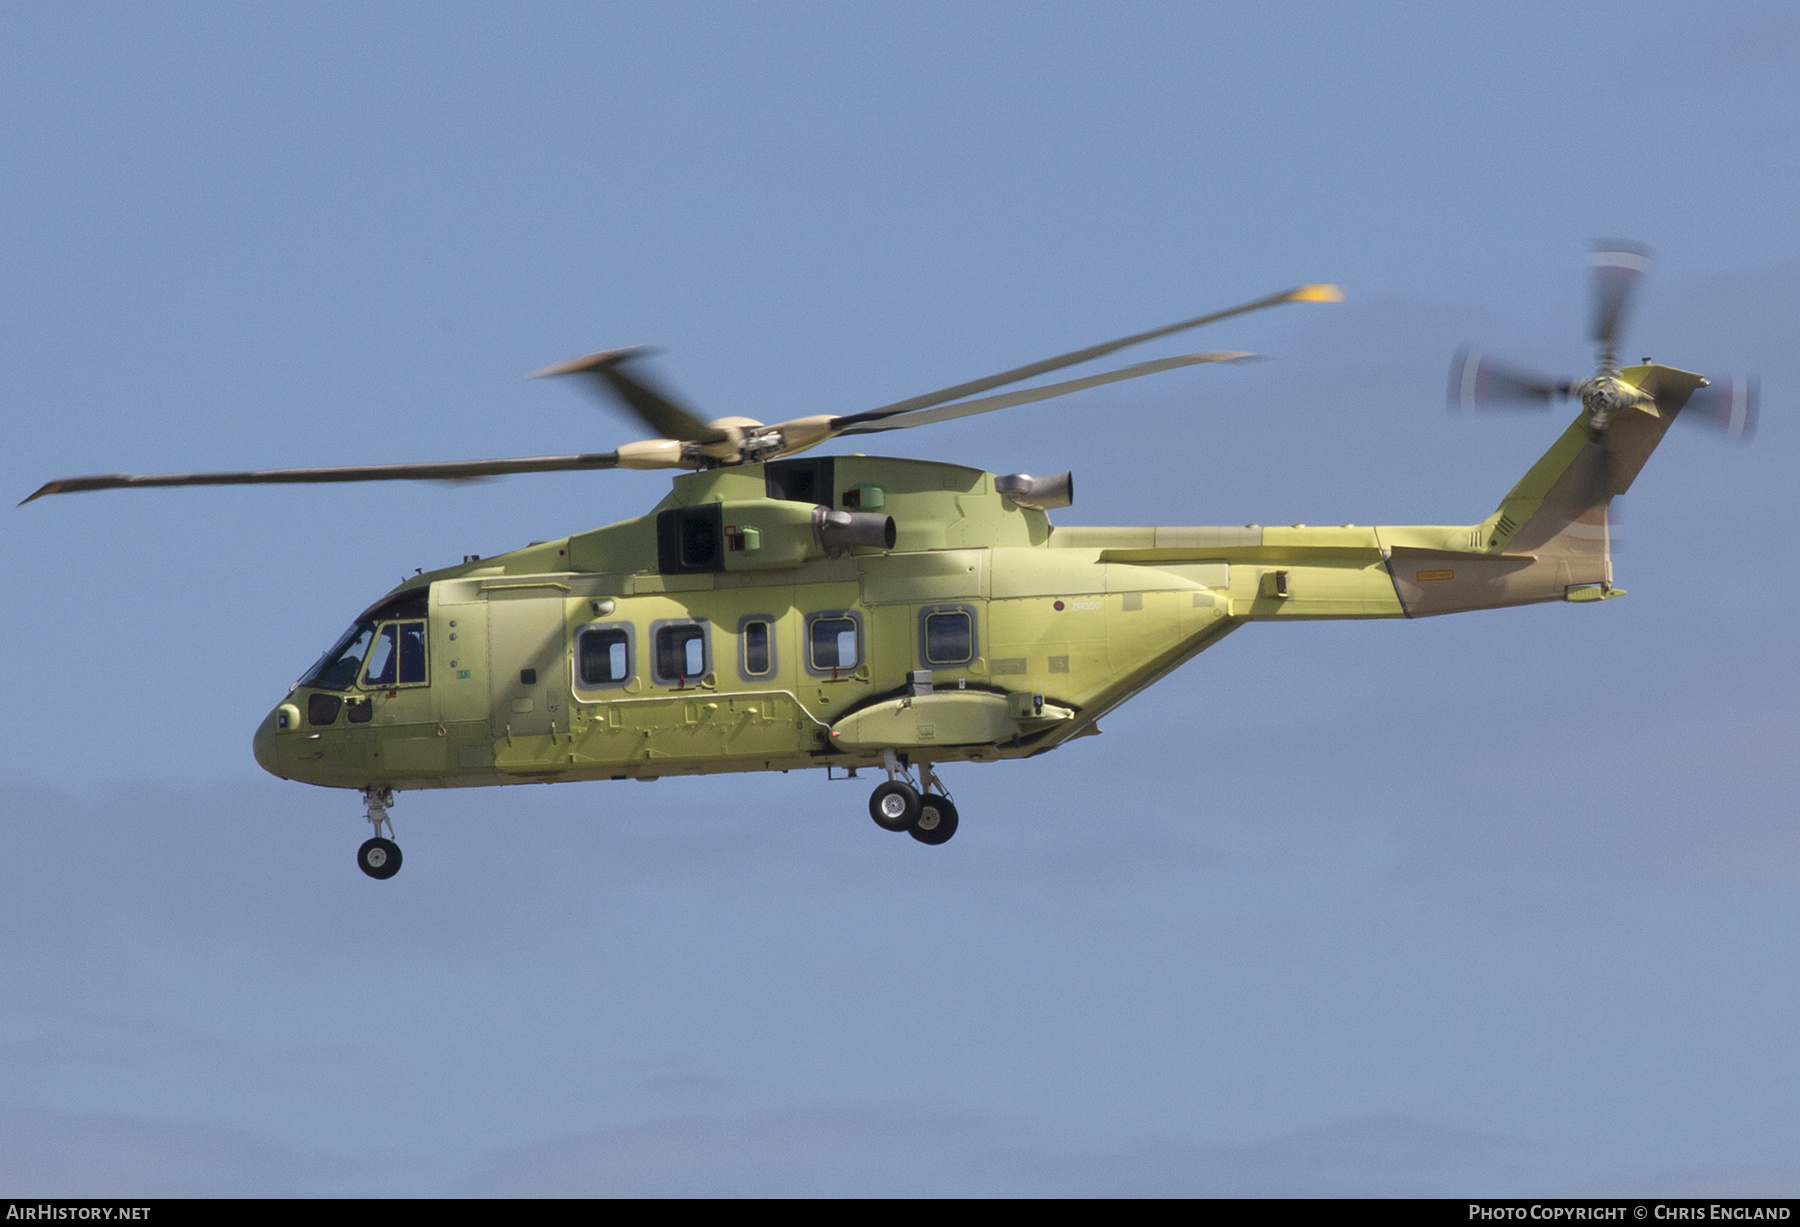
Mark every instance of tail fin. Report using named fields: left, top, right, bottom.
left=1483, top=364, right=1707, bottom=557
left=1386, top=365, right=1705, bottom=617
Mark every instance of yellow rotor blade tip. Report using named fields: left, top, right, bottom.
left=1290, top=283, right=1344, bottom=303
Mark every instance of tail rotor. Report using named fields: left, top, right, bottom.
left=1589, top=240, right=1653, bottom=376
left=1447, top=242, right=1759, bottom=440
left=1679, top=375, right=1759, bottom=439
left=1447, top=348, right=1574, bottom=414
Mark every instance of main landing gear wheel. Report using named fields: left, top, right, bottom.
left=358, top=837, right=402, bottom=880
left=869, top=780, right=921, bottom=832
left=910, top=794, right=959, bottom=846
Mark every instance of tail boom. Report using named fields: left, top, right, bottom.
left=1380, top=363, right=1705, bottom=617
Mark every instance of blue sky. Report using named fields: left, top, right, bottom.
left=3, top=0, right=1798, bottom=1196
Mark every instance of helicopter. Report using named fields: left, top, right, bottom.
left=22, top=246, right=1755, bottom=879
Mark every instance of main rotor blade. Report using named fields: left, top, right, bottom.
left=1447, top=347, right=1574, bottom=412
left=831, top=350, right=1254, bottom=437
left=1591, top=240, right=1652, bottom=364
left=531, top=347, right=727, bottom=444
left=851, top=283, right=1341, bottom=425
left=20, top=453, right=621, bottom=504
left=1680, top=375, right=1759, bottom=438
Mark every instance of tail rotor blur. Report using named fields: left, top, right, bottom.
left=1447, top=242, right=1759, bottom=442
left=1447, top=348, right=1574, bottom=413
left=1589, top=240, right=1652, bottom=375
left=1679, top=375, right=1759, bottom=439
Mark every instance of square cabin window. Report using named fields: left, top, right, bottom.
left=922, top=609, right=975, bottom=666
left=578, top=626, right=632, bottom=687
left=808, top=616, right=859, bottom=672
left=653, top=622, right=708, bottom=684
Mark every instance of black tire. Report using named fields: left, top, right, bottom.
left=358, top=837, right=403, bottom=880
left=868, top=780, right=921, bottom=832
left=910, top=794, right=959, bottom=845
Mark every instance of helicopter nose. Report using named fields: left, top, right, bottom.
left=253, top=702, right=298, bottom=779
left=253, top=714, right=279, bottom=777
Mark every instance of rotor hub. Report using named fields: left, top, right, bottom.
left=1578, top=376, right=1641, bottom=431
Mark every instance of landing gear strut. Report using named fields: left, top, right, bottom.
left=357, top=786, right=402, bottom=880
left=866, top=752, right=958, bottom=845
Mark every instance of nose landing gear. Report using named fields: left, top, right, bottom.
left=357, top=786, right=402, bottom=880
left=358, top=837, right=402, bottom=879
left=866, top=752, right=959, bottom=846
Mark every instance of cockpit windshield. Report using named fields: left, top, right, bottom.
left=300, top=623, right=375, bottom=691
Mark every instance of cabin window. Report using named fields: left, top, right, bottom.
left=307, top=693, right=342, bottom=726
left=362, top=621, right=427, bottom=687
left=652, top=620, right=709, bottom=685
left=578, top=625, right=633, bottom=687
left=300, top=623, right=374, bottom=691
left=805, top=612, right=862, bottom=675
left=739, top=615, right=776, bottom=680
left=921, top=606, right=976, bottom=666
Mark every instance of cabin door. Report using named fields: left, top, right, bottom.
left=487, top=592, right=567, bottom=740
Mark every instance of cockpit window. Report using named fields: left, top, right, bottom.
left=364, top=625, right=398, bottom=686
left=362, top=621, right=427, bottom=687
left=398, top=622, right=426, bottom=683
left=300, top=623, right=375, bottom=691
left=300, top=613, right=428, bottom=692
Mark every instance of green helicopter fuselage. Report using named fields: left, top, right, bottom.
left=256, top=369, right=1691, bottom=793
